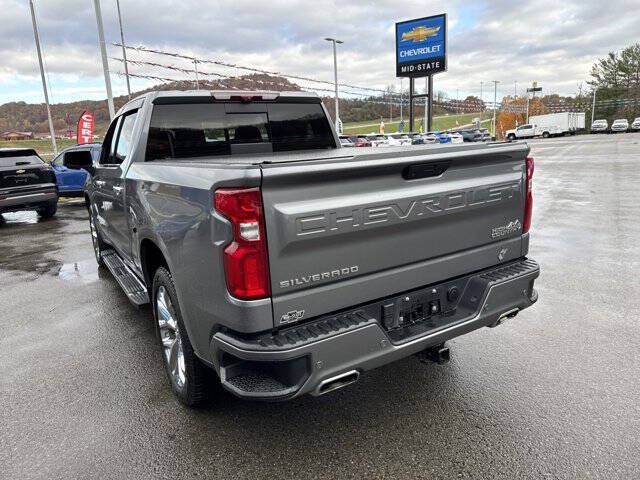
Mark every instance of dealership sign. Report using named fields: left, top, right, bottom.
left=77, top=111, right=94, bottom=144
left=395, top=14, right=447, bottom=77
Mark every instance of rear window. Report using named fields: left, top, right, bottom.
left=0, top=150, right=43, bottom=167
left=146, top=102, right=335, bottom=160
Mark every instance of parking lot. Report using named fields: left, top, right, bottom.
left=2, top=133, right=639, bottom=479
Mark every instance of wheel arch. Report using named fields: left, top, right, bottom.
left=140, top=237, right=170, bottom=289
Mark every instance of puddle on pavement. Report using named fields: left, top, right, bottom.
left=57, top=259, right=99, bottom=283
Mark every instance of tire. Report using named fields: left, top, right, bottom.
left=88, top=205, right=107, bottom=268
left=152, top=267, right=214, bottom=407
left=542, top=131, right=550, bottom=138
left=507, top=134, right=515, bottom=140
left=37, top=201, right=57, bottom=219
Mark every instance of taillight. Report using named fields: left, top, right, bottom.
left=523, top=156, right=534, bottom=233
left=214, top=187, right=271, bottom=300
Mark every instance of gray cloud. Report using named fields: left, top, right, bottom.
left=1, top=0, right=639, bottom=103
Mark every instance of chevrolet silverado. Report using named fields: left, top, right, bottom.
left=82, top=90, right=539, bottom=406
left=0, top=148, right=58, bottom=219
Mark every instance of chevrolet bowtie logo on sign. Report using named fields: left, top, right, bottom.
left=401, top=25, right=441, bottom=43
left=396, top=14, right=447, bottom=78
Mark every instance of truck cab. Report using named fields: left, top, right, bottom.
left=506, top=124, right=535, bottom=140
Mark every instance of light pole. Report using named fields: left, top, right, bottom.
left=480, top=81, right=483, bottom=121
left=591, top=88, right=597, bottom=124
left=325, top=37, right=343, bottom=133
left=93, top=0, right=115, bottom=119
left=115, top=0, right=131, bottom=99
left=492, top=80, right=499, bottom=138
left=28, top=0, right=57, bottom=155
left=400, top=78, right=403, bottom=122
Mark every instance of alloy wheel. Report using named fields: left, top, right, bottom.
left=156, top=286, right=186, bottom=390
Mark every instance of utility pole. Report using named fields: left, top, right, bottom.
left=480, top=81, right=483, bottom=121
left=28, top=0, right=57, bottom=155
left=591, top=88, right=597, bottom=123
left=193, top=59, right=200, bottom=90
left=325, top=37, right=343, bottom=133
left=115, top=0, right=130, bottom=99
left=400, top=78, right=403, bottom=121
left=514, top=80, right=517, bottom=97
left=492, top=80, right=499, bottom=138
left=423, top=77, right=428, bottom=131
left=93, top=0, right=115, bottom=119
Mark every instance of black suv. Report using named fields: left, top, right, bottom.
left=0, top=148, right=58, bottom=218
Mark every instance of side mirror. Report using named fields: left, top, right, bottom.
left=63, top=150, right=94, bottom=175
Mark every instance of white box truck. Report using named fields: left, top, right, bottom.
left=506, top=112, right=586, bottom=140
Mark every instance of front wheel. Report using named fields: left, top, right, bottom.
left=37, top=202, right=57, bottom=219
left=88, top=208, right=106, bottom=268
left=153, top=267, right=215, bottom=407
left=507, top=134, right=516, bottom=140
left=542, top=131, right=550, bottom=138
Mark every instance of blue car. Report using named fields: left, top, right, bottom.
left=51, top=143, right=101, bottom=197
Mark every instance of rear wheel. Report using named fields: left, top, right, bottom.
left=37, top=202, right=57, bottom=219
left=152, top=267, right=215, bottom=407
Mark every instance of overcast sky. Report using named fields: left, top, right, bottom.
left=1, top=0, right=639, bottom=105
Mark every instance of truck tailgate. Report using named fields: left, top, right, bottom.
left=260, top=143, right=530, bottom=326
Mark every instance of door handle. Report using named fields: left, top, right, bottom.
left=112, top=186, right=123, bottom=194
left=94, top=180, right=106, bottom=187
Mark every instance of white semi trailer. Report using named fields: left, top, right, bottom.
left=506, top=112, right=586, bottom=139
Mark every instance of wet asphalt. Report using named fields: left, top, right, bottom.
left=1, top=133, right=639, bottom=479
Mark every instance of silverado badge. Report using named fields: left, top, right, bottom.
left=491, top=219, right=522, bottom=239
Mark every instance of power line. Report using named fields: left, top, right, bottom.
left=114, top=71, right=489, bottom=112
left=113, top=42, right=391, bottom=95
left=110, top=56, right=408, bottom=99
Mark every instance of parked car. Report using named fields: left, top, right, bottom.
left=51, top=143, right=101, bottom=197
left=610, top=118, right=629, bottom=133
left=421, top=133, right=440, bottom=144
left=339, top=136, right=355, bottom=147
left=365, top=134, right=389, bottom=147
left=631, top=117, right=640, bottom=131
left=458, top=129, right=482, bottom=142
left=590, top=119, right=609, bottom=133
left=344, top=135, right=371, bottom=147
left=446, top=132, right=464, bottom=144
left=84, top=89, right=539, bottom=407
left=410, top=132, right=425, bottom=145
left=387, top=133, right=413, bottom=146
left=427, top=131, right=451, bottom=144
left=0, top=148, right=58, bottom=218
left=478, top=128, right=491, bottom=141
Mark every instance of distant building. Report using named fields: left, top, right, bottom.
left=1, top=131, right=34, bottom=140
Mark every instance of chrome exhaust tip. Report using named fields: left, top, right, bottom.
left=488, top=308, right=519, bottom=328
left=313, top=370, right=360, bottom=396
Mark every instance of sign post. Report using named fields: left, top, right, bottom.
left=395, top=14, right=447, bottom=133
left=525, top=82, right=542, bottom=123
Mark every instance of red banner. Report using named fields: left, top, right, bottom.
left=77, top=111, right=94, bottom=144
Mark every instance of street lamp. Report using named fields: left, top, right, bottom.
left=325, top=37, right=343, bottom=132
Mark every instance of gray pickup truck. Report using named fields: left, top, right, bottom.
left=80, top=90, right=539, bottom=406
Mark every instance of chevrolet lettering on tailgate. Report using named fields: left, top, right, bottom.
left=295, top=182, right=520, bottom=237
